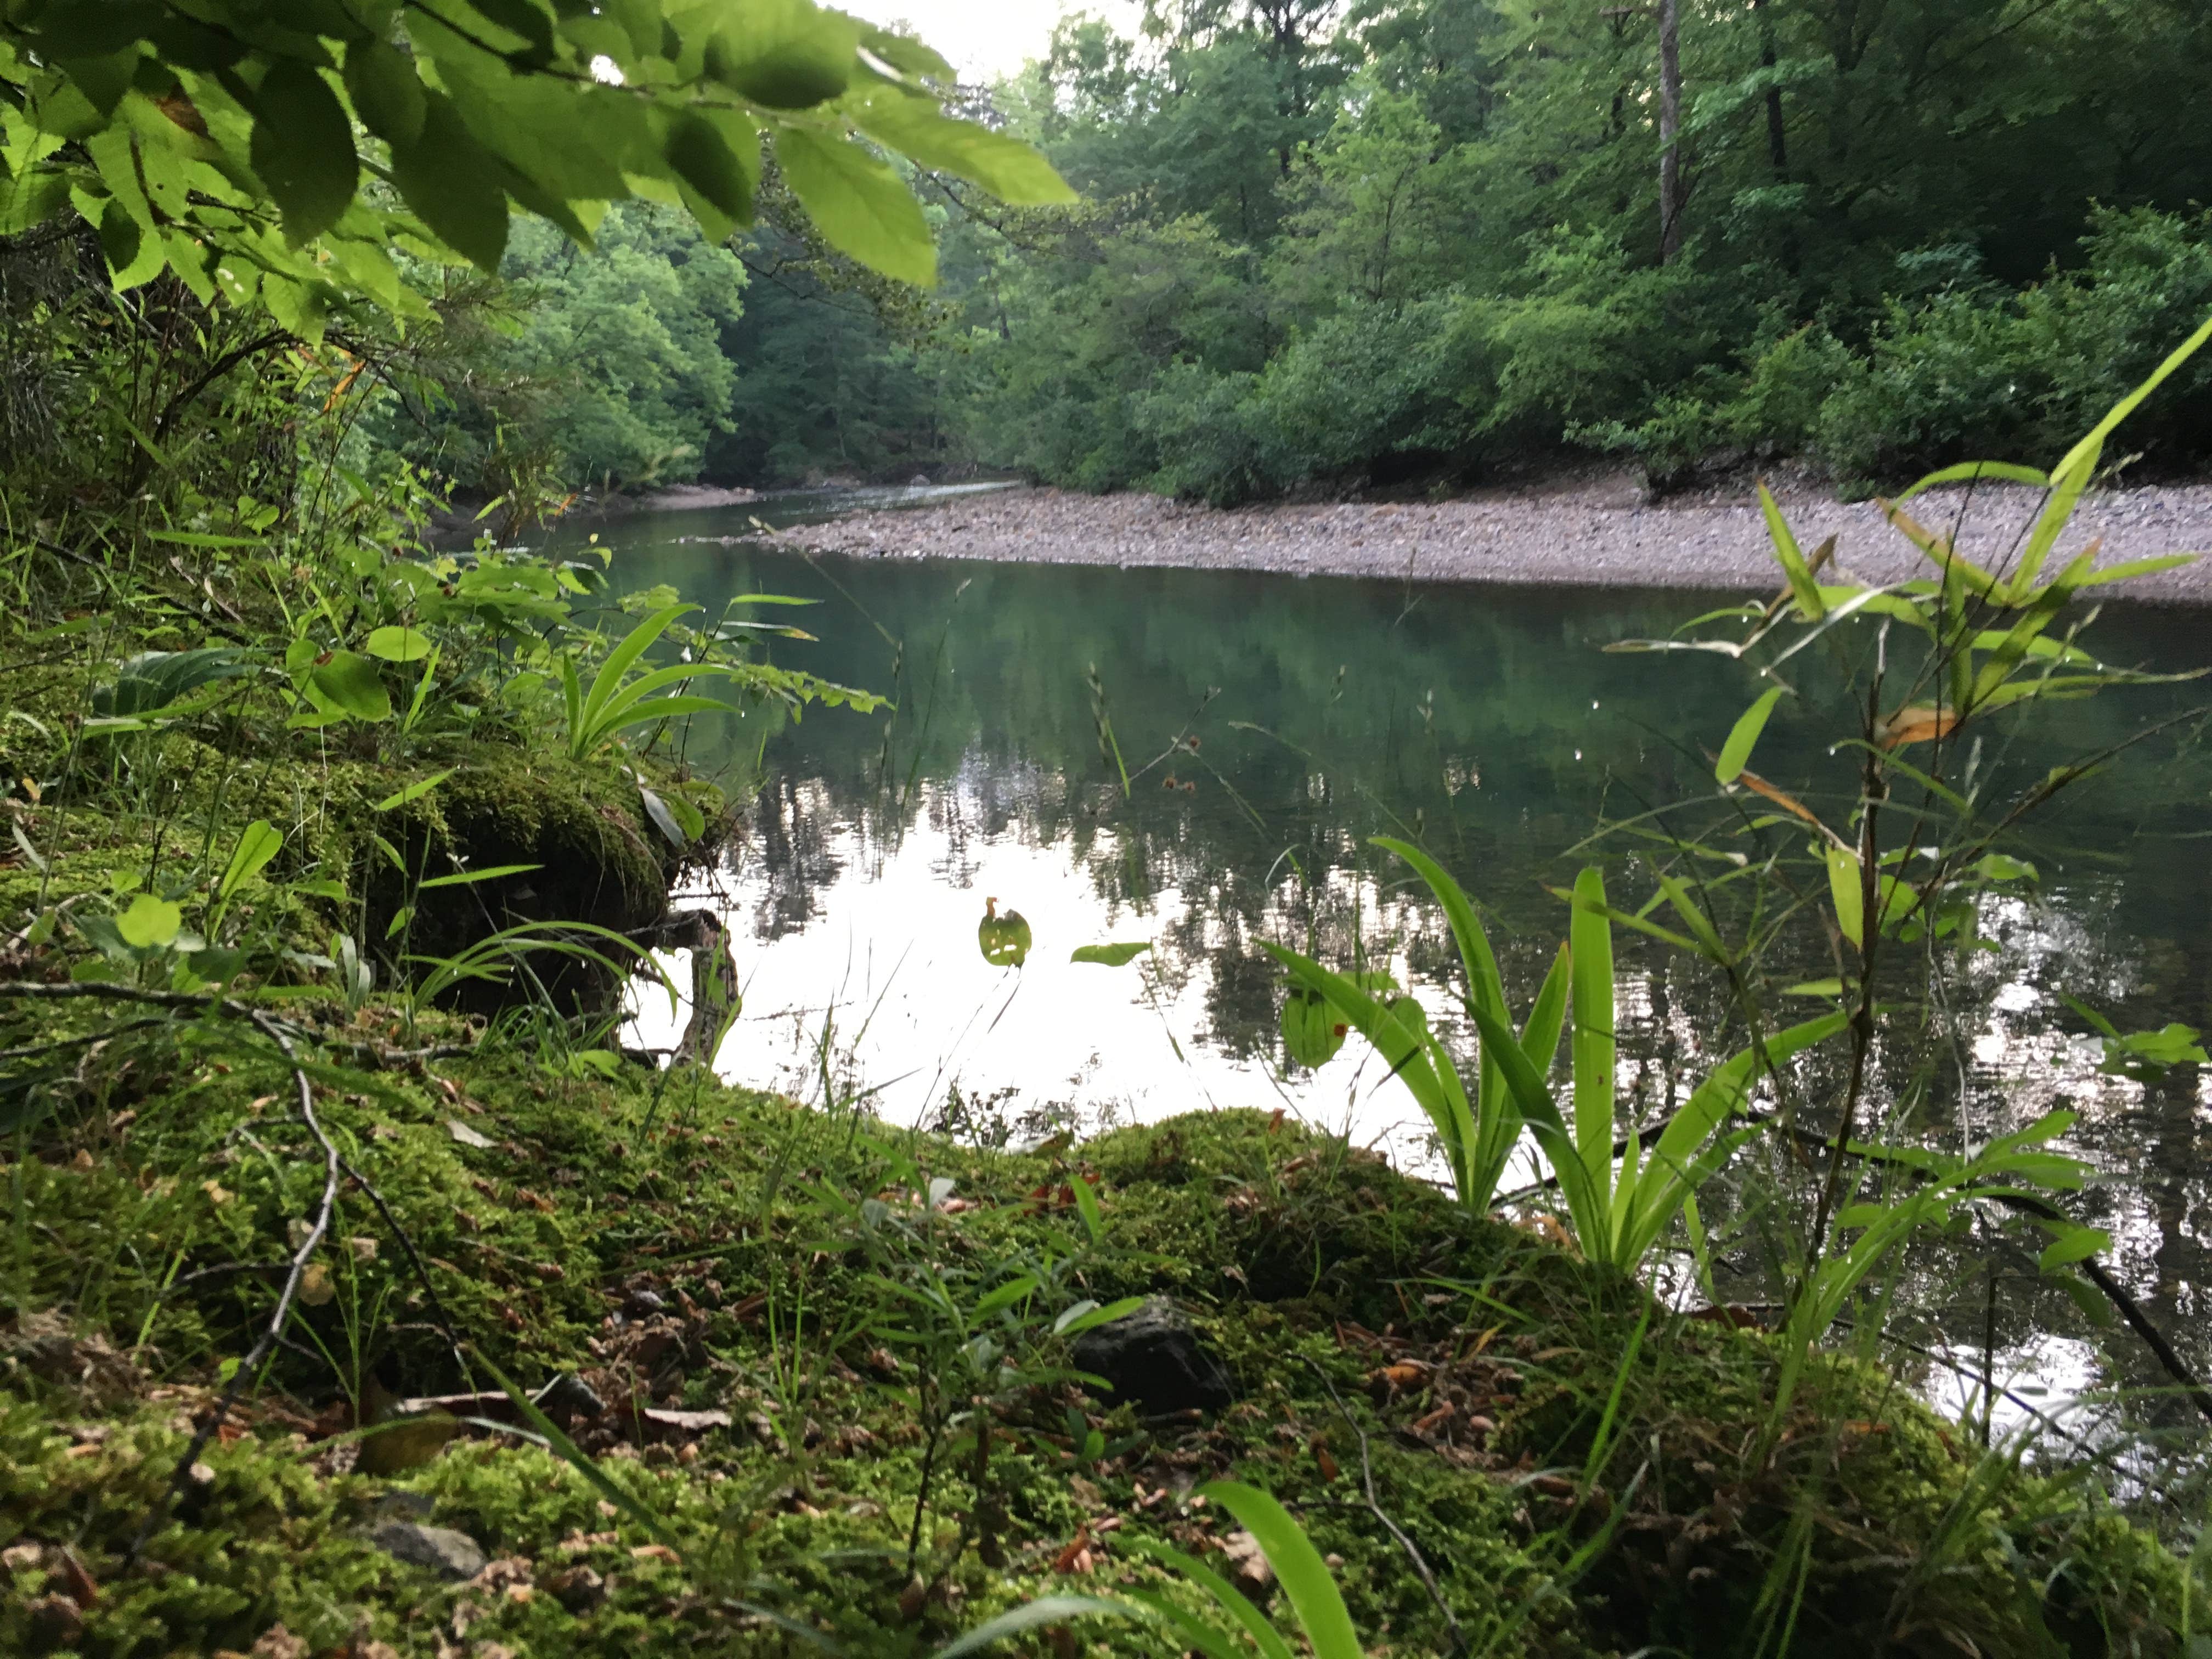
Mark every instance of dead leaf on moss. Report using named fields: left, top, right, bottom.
left=249, top=1625, right=308, bottom=1659
left=1052, top=1525, right=1094, bottom=1575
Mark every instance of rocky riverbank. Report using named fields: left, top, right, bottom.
left=776, top=472, right=2212, bottom=603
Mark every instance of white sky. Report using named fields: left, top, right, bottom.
left=849, top=0, right=1144, bottom=81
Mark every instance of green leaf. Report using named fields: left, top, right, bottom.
left=1055, top=1295, right=1144, bottom=1336
left=389, top=94, right=509, bottom=271
left=1714, top=686, right=1785, bottom=784
left=1894, top=460, right=2049, bottom=503
left=117, top=893, right=182, bottom=950
left=1280, top=989, right=1347, bottom=1069
left=364, top=625, right=433, bottom=662
left=248, top=61, right=358, bottom=245
left=1070, top=941, right=1149, bottom=967
left=216, top=820, right=283, bottom=901
left=2051, top=310, right=2212, bottom=489
left=638, top=785, right=705, bottom=848
left=417, top=862, right=543, bottom=890
left=1123, top=1538, right=1295, bottom=1659
left=2038, top=1226, right=2110, bottom=1272
left=663, top=109, right=755, bottom=235
left=776, top=127, right=935, bottom=286
left=344, top=37, right=427, bottom=143
left=1826, top=845, right=1863, bottom=949
left=1199, top=1481, right=1364, bottom=1659
left=704, top=0, right=859, bottom=108
left=0, top=171, right=74, bottom=236
left=849, top=87, right=1076, bottom=204
left=1758, top=484, right=1825, bottom=620
left=374, top=768, right=455, bottom=811
left=308, top=651, right=393, bottom=722
left=1568, top=868, right=1616, bottom=1180
left=1069, top=1173, right=1107, bottom=1244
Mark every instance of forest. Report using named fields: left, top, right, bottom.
left=352, top=0, right=2212, bottom=506
left=4, top=2, right=2212, bottom=1658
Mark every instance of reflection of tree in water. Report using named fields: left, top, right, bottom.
left=746, top=776, right=848, bottom=940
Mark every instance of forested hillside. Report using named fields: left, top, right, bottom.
left=292, top=1, right=2212, bottom=506
left=927, top=0, right=2212, bottom=501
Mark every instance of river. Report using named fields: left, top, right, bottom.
left=544, top=488, right=2212, bottom=1427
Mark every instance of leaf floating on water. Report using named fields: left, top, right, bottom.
left=978, top=897, right=1031, bottom=968
left=1070, top=941, right=1148, bottom=967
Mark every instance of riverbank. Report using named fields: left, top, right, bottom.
left=776, top=472, right=2212, bottom=602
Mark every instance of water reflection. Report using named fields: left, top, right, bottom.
left=574, top=510, right=2212, bottom=1415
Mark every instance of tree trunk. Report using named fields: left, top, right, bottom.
left=1753, top=0, right=1788, bottom=178
left=1657, top=0, right=1685, bottom=263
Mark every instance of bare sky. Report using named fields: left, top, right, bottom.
left=847, top=0, right=1144, bottom=81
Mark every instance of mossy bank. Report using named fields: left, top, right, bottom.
left=1, top=1041, right=2189, bottom=1656
left=0, top=601, right=2192, bottom=1659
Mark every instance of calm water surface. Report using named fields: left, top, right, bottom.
left=551, top=494, right=2212, bottom=1420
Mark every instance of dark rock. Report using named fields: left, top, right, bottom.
left=368, top=1521, right=486, bottom=1581
left=1070, top=1298, right=1234, bottom=1413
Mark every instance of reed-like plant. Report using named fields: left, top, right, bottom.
left=1263, top=835, right=1565, bottom=1213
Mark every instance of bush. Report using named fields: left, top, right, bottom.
left=1797, top=208, right=2212, bottom=486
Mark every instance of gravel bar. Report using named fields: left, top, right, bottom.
left=777, top=476, right=2212, bottom=605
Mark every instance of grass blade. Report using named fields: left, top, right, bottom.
left=1198, top=1481, right=1363, bottom=1659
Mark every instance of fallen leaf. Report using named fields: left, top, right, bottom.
left=630, top=1544, right=681, bottom=1564
left=1052, top=1526, right=1093, bottom=1575
left=249, top=1625, right=308, bottom=1659
left=1219, top=1530, right=1273, bottom=1600
left=56, top=1546, right=97, bottom=1606
left=447, top=1121, right=493, bottom=1149
left=298, top=1263, right=335, bottom=1307
left=470, top=1559, right=534, bottom=1592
